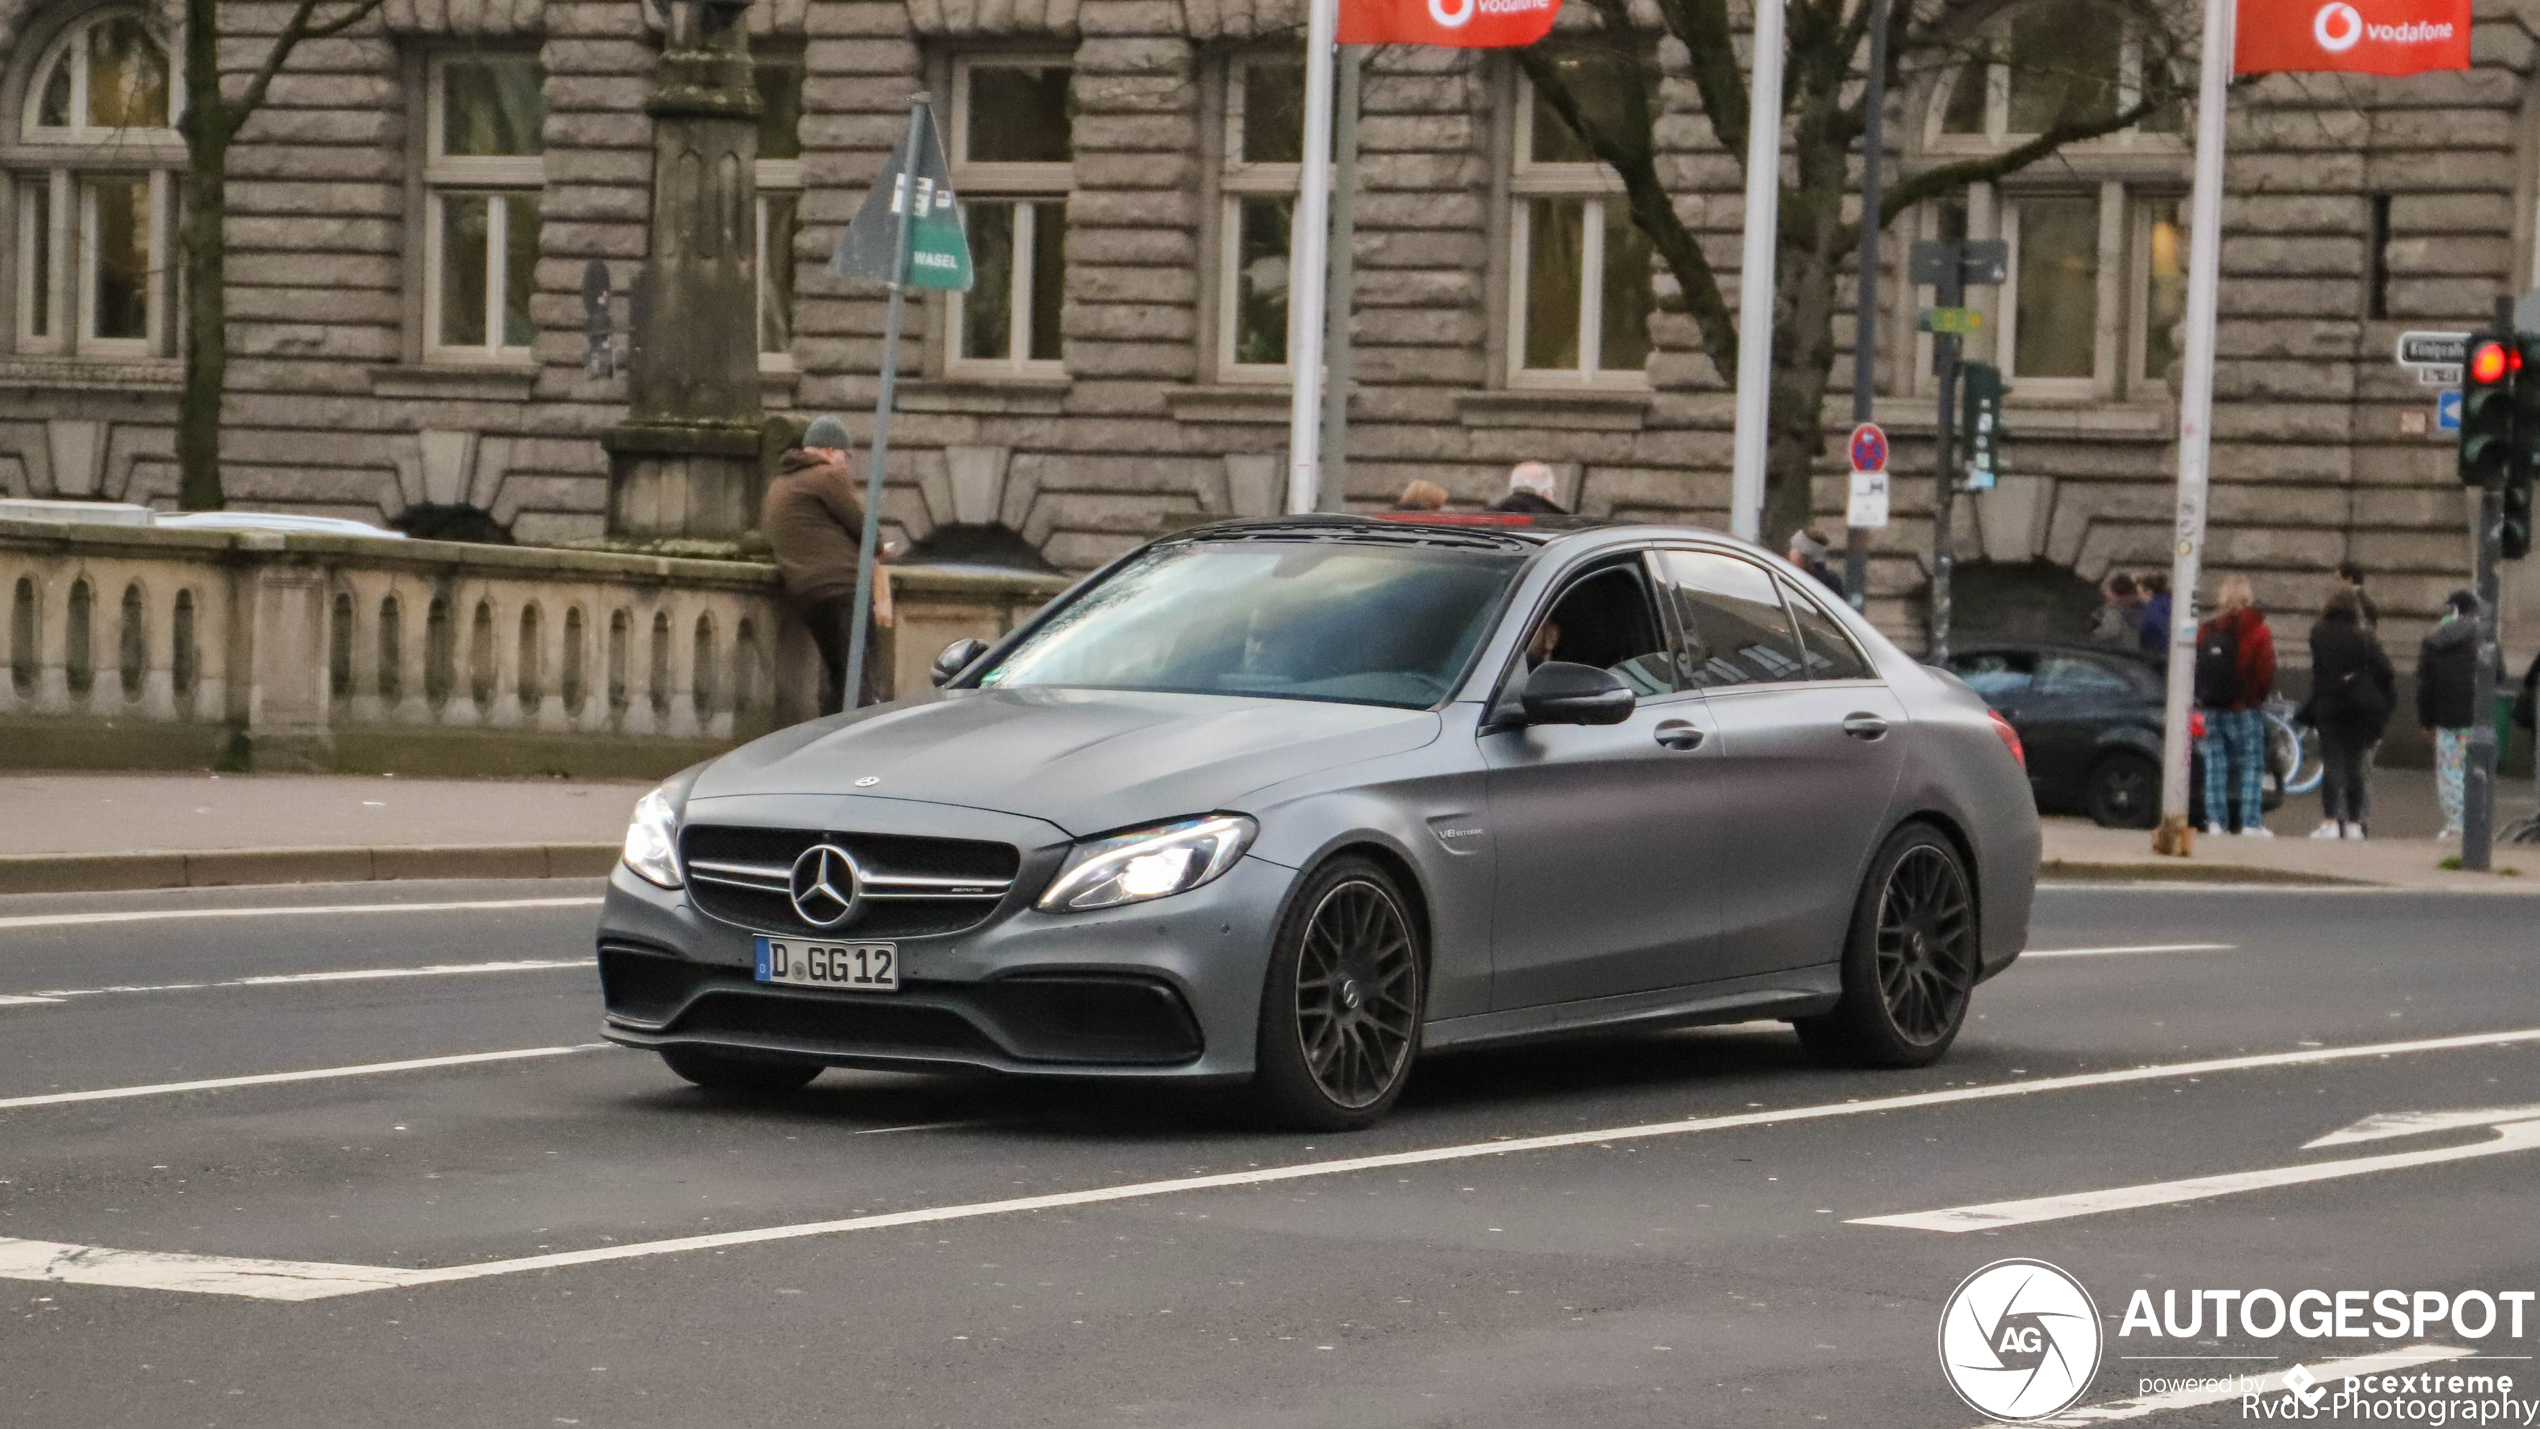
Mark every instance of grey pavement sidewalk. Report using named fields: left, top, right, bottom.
left=0, top=773, right=648, bottom=893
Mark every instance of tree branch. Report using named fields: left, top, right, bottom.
left=1876, top=95, right=2156, bottom=226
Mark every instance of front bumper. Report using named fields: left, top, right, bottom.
left=596, top=849, right=1297, bottom=1081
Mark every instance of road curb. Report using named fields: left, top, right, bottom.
left=2037, top=858, right=2370, bottom=887
left=0, top=844, right=620, bottom=895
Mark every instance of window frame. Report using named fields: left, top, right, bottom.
left=1649, top=545, right=1811, bottom=690
left=945, top=53, right=1073, bottom=379
left=1923, top=17, right=2179, bottom=155
left=420, top=50, right=546, bottom=365
left=1216, top=50, right=1305, bottom=383
left=754, top=54, right=805, bottom=369
left=1507, top=71, right=1650, bottom=391
left=17, top=9, right=182, bottom=145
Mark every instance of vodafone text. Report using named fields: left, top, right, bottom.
left=2122, top=1289, right=2540, bottom=1341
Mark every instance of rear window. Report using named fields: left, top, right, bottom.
left=976, top=539, right=1523, bottom=708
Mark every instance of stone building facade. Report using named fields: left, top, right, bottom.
left=2, top=0, right=2538, bottom=662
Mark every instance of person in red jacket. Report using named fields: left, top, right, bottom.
left=2194, top=574, right=2278, bottom=836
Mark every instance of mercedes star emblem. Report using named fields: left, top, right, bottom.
left=787, top=844, right=861, bottom=928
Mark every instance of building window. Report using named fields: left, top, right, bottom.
left=1931, top=0, right=2180, bottom=145
left=755, top=58, right=803, bottom=362
left=1218, top=53, right=1302, bottom=377
left=946, top=57, right=1072, bottom=374
left=423, top=53, right=546, bottom=362
left=9, top=10, right=179, bottom=358
left=1509, top=65, right=1651, bottom=385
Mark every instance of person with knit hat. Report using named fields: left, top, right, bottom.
left=763, top=414, right=887, bottom=714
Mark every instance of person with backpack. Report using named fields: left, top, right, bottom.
left=2303, top=583, right=2394, bottom=839
left=2195, top=574, right=2278, bottom=837
left=2418, top=590, right=2483, bottom=841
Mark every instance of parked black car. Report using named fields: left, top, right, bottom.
left=1944, top=643, right=2282, bottom=829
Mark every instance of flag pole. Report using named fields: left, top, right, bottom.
left=1727, top=0, right=1788, bottom=543
left=2153, top=0, right=2232, bottom=855
left=1287, top=0, right=1343, bottom=514
left=844, top=93, right=928, bottom=711
left=1317, top=45, right=1366, bottom=514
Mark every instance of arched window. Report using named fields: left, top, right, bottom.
left=9, top=9, right=180, bottom=359
left=1908, top=0, right=2187, bottom=404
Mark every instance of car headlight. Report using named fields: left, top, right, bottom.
left=1036, top=814, right=1256, bottom=913
left=622, top=785, right=685, bottom=888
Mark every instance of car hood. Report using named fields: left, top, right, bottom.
left=688, top=687, right=1441, bottom=836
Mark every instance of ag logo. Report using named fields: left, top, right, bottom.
left=1938, top=1259, right=2103, bottom=1422
left=2313, top=1, right=2364, bottom=51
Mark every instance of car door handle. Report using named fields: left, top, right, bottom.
left=1653, top=719, right=1705, bottom=751
left=1841, top=712, right=1889, bottom=740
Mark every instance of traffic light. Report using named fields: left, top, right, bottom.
left=2459, top=336, right=2516, bottom=488
left=1961, top=361, right=2006, bottom=491
left=2511, top=334, right=2540, bottom=561
left=2506, top=477, right=2533, bottom=561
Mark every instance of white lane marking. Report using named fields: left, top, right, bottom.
left=0, top=1239, right=436, bottom=1302
left=0, top=1044, right=606, bottom=1111
left=0, top=896, right=601, bottom=932
left=8, top=1025, right=2539, bottom=1301
left=1853, top=1120, right=2540, bottom=1233
left=2024, top=943, right=2235, bottom=959
left=2308, top=1102, right=2540, bottom=1148
left=1973, top=1346, right=2470, bottom=1428
left=5, top=959, right=591, bottom=1005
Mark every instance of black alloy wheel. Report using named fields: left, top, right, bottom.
left=2085, top=751, right=2160, bottom=829
left=1796, top=824, right=1977, bottom=1067
left=659, top=1045, right=823, bottom=1098
left=1253, top=857, right=1425, bottom=1129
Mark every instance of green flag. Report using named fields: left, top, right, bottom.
left=830, top=102, right=972, bottom=292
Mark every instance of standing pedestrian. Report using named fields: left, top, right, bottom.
left=2417, top=589, right=2482, bottom=841
left=2089, top=572, right=2142, bottom=648
left=762, top=414, right=888, bottom=715
left=1786, top=528, right=1840, bottom=591
left=2194, top=574, right=2278, bottom=837
left=1488, top=462, right=1568, bottom=515
left=2335, top=561, right=2380, bottom=629
left=2138, top=570, right=2173, bottom=655
left=1390, top=479, right=1450, bottom=512
left=2303, top=584, right=2394, bottom=839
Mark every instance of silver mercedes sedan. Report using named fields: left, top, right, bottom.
left=598, top=516, right=2039, bottom=1129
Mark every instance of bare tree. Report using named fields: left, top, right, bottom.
left=174, top=0, right=390, bottom=509
left=1519, top=0, right=2187, bottom=543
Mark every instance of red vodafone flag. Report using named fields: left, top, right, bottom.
left=1337, top=0, right=1558, bottom=47
left=2235, top=0, right=2470, bottom=75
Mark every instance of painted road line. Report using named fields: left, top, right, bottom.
left=0, top=1044, right=607, bottom=1112
left=1852, top=1120, right=2540, bottom=1233
left=0, top=1239, right=437, bottom=1302
left=2024, top=943, right=2235, bottom=959
left=8, top=1026, right=2540, bottom=1301
left=5, top=959, right=592, bottom=1005
left=0, top=896, right=601, bottom=932
left=1970, top=1346, right=2470, bottom=1428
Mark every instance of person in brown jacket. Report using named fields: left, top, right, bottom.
left=762, top=414, right=886, bottom=713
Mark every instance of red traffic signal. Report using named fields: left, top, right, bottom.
left=2470, top=340, right=2518, bottom=385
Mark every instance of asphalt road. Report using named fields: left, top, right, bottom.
left=4, top=877, right=2539, bottom=1428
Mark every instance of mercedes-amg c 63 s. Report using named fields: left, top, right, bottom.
left=598, top=516, right=2039, bottom=1128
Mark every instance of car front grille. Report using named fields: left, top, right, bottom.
left=678, top=824, right=1022, bottom=938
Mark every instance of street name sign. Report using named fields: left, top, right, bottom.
left=2395, top=330, right=2470, bottom=367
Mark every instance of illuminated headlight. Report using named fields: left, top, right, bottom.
left=1036, top=815, right=1256, bottom=913
left=621, top=786, right=685, bottom=888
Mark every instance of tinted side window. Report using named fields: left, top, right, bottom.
left=1947, top=651, right=2035, bottom=696
left=1779, top=577, right=1875, bottom=681
left=2037, top=654, right=2134, bottom=695
left=1654, top=550, right=1803, bottom=687
left=1524, top=563, right=1676, bottom=695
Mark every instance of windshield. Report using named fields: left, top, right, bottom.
left=975, top=539, right=1523, bottom=708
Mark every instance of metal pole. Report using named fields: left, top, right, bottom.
left=844, top=93, right=926, bottom=711
left=1844, top=0, right=1891, bottom=611
left=2153, top=0, right=2233, bottom=856
left=1285, top=0, right=1342, bottom=514
left=2467, top=297, right=2506, bottom=869
left=1317, top=46, right=1365, bottom=515
left=1727, top=0, right=1789, bottom=543
left=1930, top=326, right=1958, bottom=663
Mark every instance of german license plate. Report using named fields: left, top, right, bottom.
left=755, top=937, right=898, bottom=993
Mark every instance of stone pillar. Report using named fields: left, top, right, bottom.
left=605, top=0, right=764, bottom=540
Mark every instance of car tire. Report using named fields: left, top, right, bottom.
left=1793, top=823, right=1977, bottom=1069
left=2084, top=751, right=2160, bottom=829
left=1250, top=856, right=1426, bottom=1131
left=659, top=1046, right=822, bottom=1098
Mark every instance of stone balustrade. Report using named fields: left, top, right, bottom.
left=0, top=517, right=1070, bottom=775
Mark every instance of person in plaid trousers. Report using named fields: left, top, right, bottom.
left=2196, top=575, right=2278, bottom=837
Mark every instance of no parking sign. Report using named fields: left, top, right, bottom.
left=1846, top=422, right=1891, bottom=529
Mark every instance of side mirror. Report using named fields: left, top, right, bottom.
left=1519, top=661, right=1635, bottom=726
left=931, top=637, right=990, bottom=687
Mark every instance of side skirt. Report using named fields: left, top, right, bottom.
left=1421, top=966, right=1842, bottom=1053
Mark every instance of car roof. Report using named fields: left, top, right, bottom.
left=1161, top=513, right=1734, bottom=553
left=1953, top=641, right=2160, bottom=667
